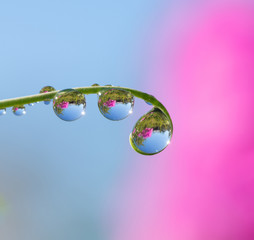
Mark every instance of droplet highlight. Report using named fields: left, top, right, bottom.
left=28, top=103, right=34, bottom=106
left=0, top=109, right=6, bottom=116
left=53, top=89, right=86, bottom=121
left=12, top=105, right=26, bottom=116
left=98, top=89, right=134, bottom=121
left=39, top=86, right=56, bottom=105
left=130, top=109, right=172, bottom=155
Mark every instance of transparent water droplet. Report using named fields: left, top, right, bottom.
left=98, top=88, right=134, bottom=121
left=0, top=109, right=6, bottom=116
left=12, top=105, right=26, bottom=116
left=28, top=103, right=34, bottom=106
left=92, top=83, right=100, bottom=86
left=130, top=109, right=172, bottom=155
left=53, top=89, right=86, bottom=121
left=39, top=86, right=56, bottom=105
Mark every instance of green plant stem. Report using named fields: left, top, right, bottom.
left=0, top=86, right=173, bottom=132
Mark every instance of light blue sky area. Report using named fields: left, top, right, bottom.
left=0, top=1, right=167, bottom=239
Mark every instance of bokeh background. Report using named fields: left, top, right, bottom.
left=0, top=0, right=254, bottom=240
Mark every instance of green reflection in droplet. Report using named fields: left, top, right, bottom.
left=130, top=108, right=172, bottom=155
left=98, top=88, right=134, bottom=121
left=39, top=86, right=56, bottom=104
left=12, top=105, right=26, bottom=116
left=53, top=89, right=86, bottom=121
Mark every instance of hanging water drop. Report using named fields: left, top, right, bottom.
left=28, top=103, right=34, bottom=106
left=12, top=105, right=26, bottom=116
left=130, top=108, right=172, bottom=155
left=0, top=109, right=6, bottom=116
left=53, top=89, right=86, bottom=121
left=98, top=88, right=134, bottom=121
left=39, top=86, right=56, bottom=105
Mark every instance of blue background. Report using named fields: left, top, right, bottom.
left=0, top=1, right=162, bottom=239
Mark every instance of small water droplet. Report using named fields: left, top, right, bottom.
left=28, top=103, right=34, bottom=106
left=12, top=105, right=26, bottom=116
left=98, top=89, right=134, bottom=121
left=130, top=109, right=172, bottom=155
left=0, top=109, right=6, bottom=116
left=92, top=83, right=100, bottom=86
left=40, top=86, right=56, bottom=105
left=53, top=89, right=86, bottom=121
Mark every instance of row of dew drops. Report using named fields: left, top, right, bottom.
left=0, top=85, right=172, bottom=155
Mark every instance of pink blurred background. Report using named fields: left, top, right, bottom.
left=0, top=1, right=253, bottom=239
left=113, top=1, right=254, bottom=240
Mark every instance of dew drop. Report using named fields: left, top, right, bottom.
left=130, top=108, right=172, bottom=155
left=39, top=86, right=56, bottom=105
left=12, top=105, right=26, bottom=116
left=98, top=88, right=134, bottom=121
left=92, top=83, right=100, bottom=86
left=28, top=103, right=34, bottom=106
left=0, top=109, right=6, bottom=116
left=53, top=89, right=86, bottom=121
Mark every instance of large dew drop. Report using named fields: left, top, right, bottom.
left=53, top=89, right=86, bottom=121
left=0, top=109, right=6, bottom=116
left=98, top=89, right=134, bottom=121
left=39, top=86, right=56, bottom=105
left=130, top=109, right=172, bottom=155
left=12, top=105, right=26, bottom=116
